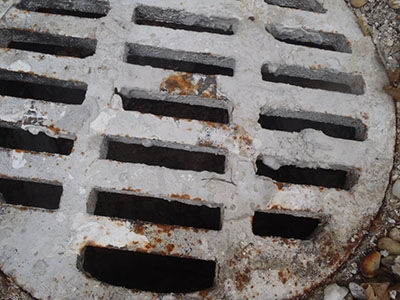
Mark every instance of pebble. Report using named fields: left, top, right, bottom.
left=389, top=0, right=400, bottom=9
left=349, top=282, right=367, bottom=300
left=324, top=283, right=349, bottom=300
left=389, top=227, right=400, bottom=242
left=360, top=251, right=381, bottom=278
left=392, top=256, right=400, bottom=277
left=351, top=0, right=368, bottom=7
left=378, top=237, right=400, bottom=255
left=392, top=180, right=400, bottom=198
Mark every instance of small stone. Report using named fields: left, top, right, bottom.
left=392, top=256, right=400, bottom=277
left=392, top=180, right=400, bottom=198
left=389, top=0, right=400, bottom=9
left=360, top=251, right=381, bottom=278
left=324, top=283, right=349, bottom=300
left=381, top=255, right=396, bottom=268
left=387, top=39, right=394, bottom=47
left=389, top=227, right=400, bottom=242
left=351, top=0, right=368, bottom=7
left=378, top=237, right=400, bottom=255
left=349, top=282, right=367, bottom=300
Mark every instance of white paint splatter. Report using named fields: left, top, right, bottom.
left=9, top=60, right=31, bottom=72
left=11, top=151, right=27, bottom=169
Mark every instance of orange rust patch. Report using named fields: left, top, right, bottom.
left=166, top=244, right=175, bottom=252
left=47, top=124, right=61, bottom=133
left=278, top=270, right=288, bottom=284
left=134, top=223, right=146, bottom=235
left=160, top=72, right=217, bottom=98
left=170, top=193, right=191, bottom=200
left=235, top=269, right=251, bottom=291
left=160, top=73, right=197, bottom=95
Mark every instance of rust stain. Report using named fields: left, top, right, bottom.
left=134, top=223, right=146, bottom=235
left=160, top=72, right=217, bottom=98
left=235, top=269, right=251, bottom=291
left=278, top=270, right=288, bottom=284
left=170, top=193, right=190, bottom=200
left=166, top=244, right=175, bottom=252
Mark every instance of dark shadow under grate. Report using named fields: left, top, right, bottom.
left=80, top=246, right=216, bottom=293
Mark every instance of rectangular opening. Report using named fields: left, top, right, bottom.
left=0, top=126, right=74, bottom=155
left=0, top=69, right=87, bottom=105
left=252, top=211, right=321, bottom=240
left=0, top=177, right=62, bottom=210
left=256, top=160, right=352, bottom=190
left=80, top=246, right=216, bottom=293
left=125, top=43, right=235, bottom=76
left=266, top=24, right=351, bottom=53
left=0, top=29, right=96, bottom=58
left=16, top=0, right=110, bottom=18
left=134, top=5, right=237, bottom=35
left=119, top=91, right=229, bottom=124
left=258, top=113, right=367, bottom=141
left=92, top=191, right=221, bottom=230
left=261, top=64, right=364, bottom=95
left=264, top=0, right=327, bottom=13
left=105, top=139, right=226, bottom=174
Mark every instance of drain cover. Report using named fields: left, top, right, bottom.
left=0, top=0, right=395, bottom=299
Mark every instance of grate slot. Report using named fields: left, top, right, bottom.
left=91, top=191, right=221, bottom=230
left=134, top=5, right=237, bottom=35
left=264, top=0, right=326, bottom=13
left=252, top=211, right=321, bottom=240
left=104, top=139, right=226, bottom=174
left=16, top=0, right=110, bottom=18
left=0, top=126, right=74, bottom=155
left=0, top=69, right=87, bottom=104
left=125, top=43, right=235, bottom=76
left=266, top=24, right=351, bottom=53
left=0, top=177, right=62, bottom=210
left=0, top=29, right=96, bottom=58
left=258, top=111, right=367, bottom=141
left=80, top=246, right=216, bottom=293
left=261, top=64, right=364, bottom=95
left=118, top=90, right=229, bottom=124
left=256, top=160, right=353, bottom=190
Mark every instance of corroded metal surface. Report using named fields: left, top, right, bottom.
left=0, top=0, right=395, bottom=299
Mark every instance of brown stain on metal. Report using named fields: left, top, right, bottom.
left=278, top=270, right=288, bottom=284
left=166, top=244, right=175, bottom=252
left=134, top=223, right=146, bottom=235
left=235, top=268, right=251, bottom=291
left=160, top=72, right=217, bottom=98
left=170, top=193, right=190, bottom=200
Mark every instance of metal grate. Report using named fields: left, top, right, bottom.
left=0, top=0, right=395, bottom=299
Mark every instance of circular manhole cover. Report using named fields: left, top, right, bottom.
left=0, top=0, right=395, bottom=299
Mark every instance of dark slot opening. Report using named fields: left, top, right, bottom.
left=16, top=0, right=110, bottom=18
left=81, top=246, right=216, bottom=293
left=105, top=140, right=225, bottom=174
left=8, top=41, right=96, bottom=58
left=0, top=28, right=97, bottom=58
left=134, top=5, right=237, bottom=35
left=252, top=211, right=320, bottom=240
left=92, top=191, right=221, bottom=230
left=261, top=65, right=364, bottom=95
left=0, top=126, right=74, bottom=155
left=125, top=43, right=235, bottom=76
left=0, top=69, right=87, bottom=104
left=120, top=94, right=229, bottom=124
left=264, top=0, right=327, bottom=13
left=0, top=177, right=62, bottom=210
left=266, top=25, right=352, bottom=53
left=258, top=115, right=365, bottom=141
left=256, top=160, right=350, bottom=190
